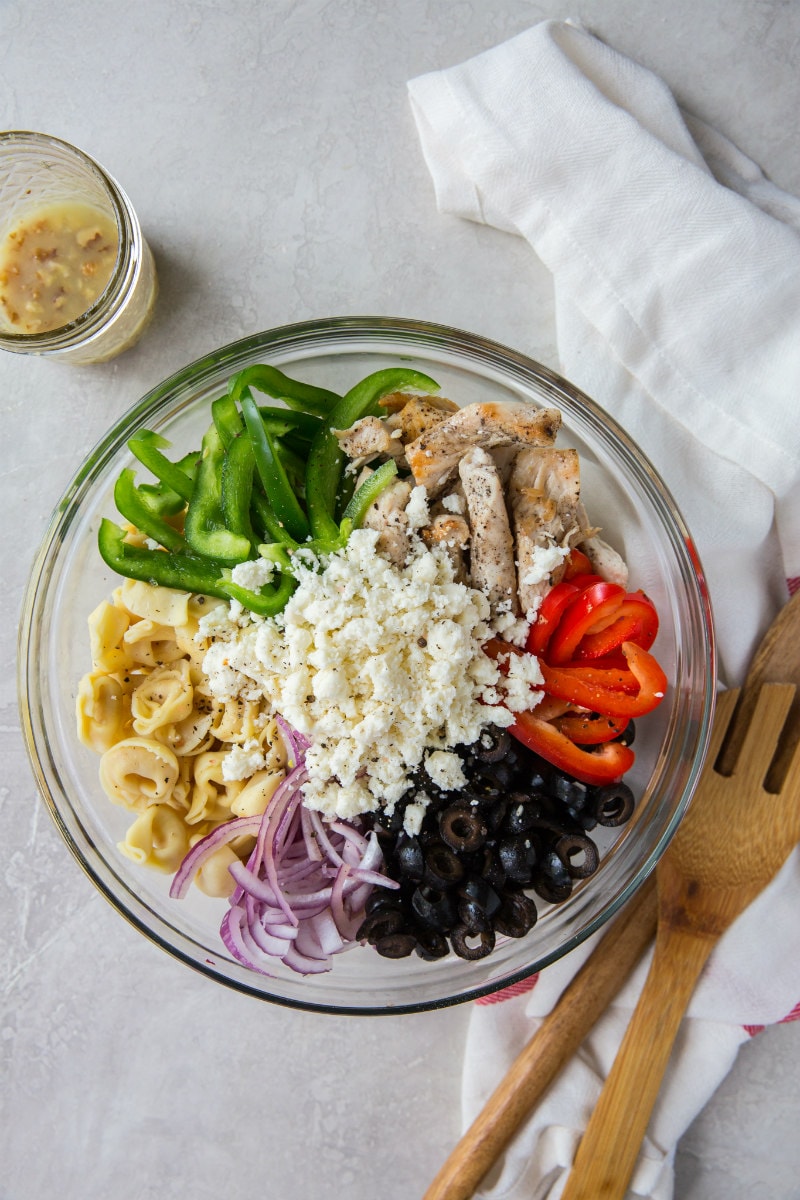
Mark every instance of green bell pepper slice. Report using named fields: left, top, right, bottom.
left=113, top=468, right=187, bottom=553
left=127, top=431, right=196, bottom=503
left=97, top=519, right=232, bottom=599
left=228, top=364, right=341, bottom=416
left=184, top=425, right=253, bottom=564
left=220, top=434, right=261, bottom=555
left=211, top=394, right=244, bottom=449
left=218, top=568, right=297, bottom=617
left=341, top=459, right=399, bottom=529
left=305, top=368, right=438, bottom=542
left=241, top=390, right=311, bottom=543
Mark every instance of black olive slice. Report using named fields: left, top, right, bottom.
left=375, top=932, right=418, bottom=958
left=477, top=796, right=508, bottom=835
left=394, top=832, right=425, bottom=881
left=494, top=890, right=538, bottom=938
left=457, top=897, right=492, bottom=933
left=503, top=797, right=544, bottom=835
left=564, top=805, right=598, bottom=832
left=554, top=833, right=600, bottom=879
left=472, top=725, right=511, bottom=763
left=414, top=927, right=450, bottom=960
left=498, top=834, right=538, bottom=885
left=467, top=767, right=504, bottom=801
left=458, top=875, right=502, bottom=920
left=355, top=909, right=405, bottom=945
left=532, top=848, right=573, bottom=903
left=363, top=888, right=404, bottom=917
left=550, top=773, right=591, bottom=811
left=451, top=924, right=496, bottom=961
left=475, top=846, right=507, bottom=892
left=591, top=782, right=635, bottom=827
left=439, top=805, right=488, bottom=853
left=411, top=885, right=458, bottom=932
left=423, top=840, right=465, bottom=888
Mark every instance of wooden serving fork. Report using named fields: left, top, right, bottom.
left=562, top=659, right=800, bottom=1195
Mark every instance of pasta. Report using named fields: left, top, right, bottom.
left=76, top=670, right=133, bottom=753
left=77, top=582, right=287, bottom=898
left=130, top=659, right=194, bottom=737
left=99, top=736, right=181, bottom=811
left=119, top=804, right=191, bottom=873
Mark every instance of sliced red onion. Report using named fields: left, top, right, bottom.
left=329, top=820, right=370, bottom=857
left=220, top=907, right=276, bottom=977
left=276, top=714, right=311, bottom=767
left=300, top=805, right=324, bottom=862
left=281, top=944, right=332, bottom=975
left=169, top=731, right=399, bottom=977
left=169, top=815, right=262, bottom=900
left=309, top=909, right=346, bottom=956
left=306, top=808, right=347, bottom=868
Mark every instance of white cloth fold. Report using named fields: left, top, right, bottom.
left=408, top=20, right=800, bottom=1199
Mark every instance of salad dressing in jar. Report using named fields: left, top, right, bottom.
left=0, top=201, right=119, bottom=334
left=0, top=132, right=157, bottom=364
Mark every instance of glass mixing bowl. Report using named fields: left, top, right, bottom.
left=18, top=316, right=715, bottom=1014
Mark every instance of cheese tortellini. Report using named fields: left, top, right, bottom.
left=77, top=582, right=288, bottom=894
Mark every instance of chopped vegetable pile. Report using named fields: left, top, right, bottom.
left=77, top=362, right=668, bottom=976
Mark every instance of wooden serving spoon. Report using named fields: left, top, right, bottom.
left=561, top=600, right=800, bottom=1199
left=424, top=589, right=800, bottom=1200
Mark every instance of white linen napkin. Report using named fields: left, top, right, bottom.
left=408, top=20, right=800, bottom=1199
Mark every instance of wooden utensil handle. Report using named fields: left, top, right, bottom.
left=423, top=876, right=658, bottom=1200
left=560, top=923, right=714, bottom=1200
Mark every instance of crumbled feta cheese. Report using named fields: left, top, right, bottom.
left=490, top=607, right=531, bottom=647
left=402, top=795, right=430, bottom=836
left=230, top=558, right=275, bottom=591
left=405, top=485, right=430, bottom=531
left=424, top=750, right=467, bottom=791
left=491, top=645, right=545, bottom=713
left=201, top=528, right=514, bottom=819
left=441, top=491, right=464, bottom=515
left=222, top=739, right=266, bottom=782
left=520, top=540, right=570, bottom=588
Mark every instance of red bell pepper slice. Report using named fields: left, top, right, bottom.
left=560, top=572, right=605, bottom=593
left=526, top=581, right=580, bottom=656
left=508, top=710, right=635, bottom=785
left=546, top=581, right=626, bottom=665
left=555, top=711, right=631, bottom=745
left=563, top=547, right=594, bottom=579
left=540, top=641, right=667, bottom=718
left=575, top=590, right=659, bottom=658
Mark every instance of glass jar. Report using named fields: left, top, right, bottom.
left=0, top=131, right=158, bottom=364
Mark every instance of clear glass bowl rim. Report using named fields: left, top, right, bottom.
left=18, top=314, right=716, bottom=1015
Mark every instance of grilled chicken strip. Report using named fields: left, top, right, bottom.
left=360, top=476, right=413, bottom=566
left=576, top=502, right=629, bottom=588
left=508, top=447, right=582, bottom=615
left=334, top=416, right=405, bottom=468
left=406, top=402, right=561, bottom=497
left=459, top=446, right=518, bottom=611
left=379, top=390, right=459, bottom=415
left=384, top=395, right=460, bottom=444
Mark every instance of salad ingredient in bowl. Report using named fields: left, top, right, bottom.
left=75, top=358, right=668, bottom=978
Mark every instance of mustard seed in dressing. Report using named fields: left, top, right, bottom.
left=0, top=201, right=118, bottom=334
